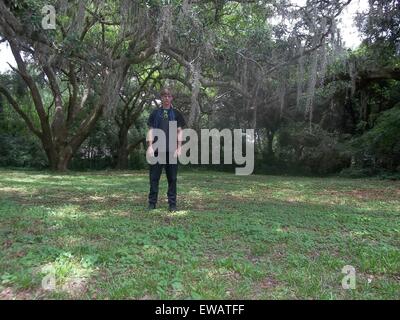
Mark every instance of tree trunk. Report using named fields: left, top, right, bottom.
left=56, top=155, right=71, bottom=172
left=56, top=147, right=73, bottom=172
left=116, top=126, right=145, bottom=170
left=116, top=125, right=129, bottom=170
left=266, top=130, right=275, bottom=159
left=42, top=140, right=73, bottom=172
left=116, top=148, right=129, bottom=170
left=41, top=137, right=58, bottom=171
left=0, top=94, right=3, bottom=115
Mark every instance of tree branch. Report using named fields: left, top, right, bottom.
left=0, top=86, right=42, bottom=138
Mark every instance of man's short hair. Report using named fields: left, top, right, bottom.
left=160, top=87, right=173, bottom=96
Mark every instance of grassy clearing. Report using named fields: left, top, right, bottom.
left=0, top=168, right=399, bottom=299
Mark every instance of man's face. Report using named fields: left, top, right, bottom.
left=161, top=92, right=173, bottom=108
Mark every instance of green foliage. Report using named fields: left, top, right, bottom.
left=339, top=167, right=377, bottom=179
left=0, top=133, right=47, bottom=168
left=349, top=105, right=400, bottom=171
left=1, top=0, right=399, bottom=176
left=276, top=124, right=350, bottom=175
left=0, top=96, right=46, bottom=168
left=359, top=105, right=400, bottom=154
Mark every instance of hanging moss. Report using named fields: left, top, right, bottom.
left=296, top=42, right=305, bottom=110
left=188, top=61, right=201, bottom=127
left=155, top=4, right=173, bottom=53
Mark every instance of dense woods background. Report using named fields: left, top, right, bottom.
left=0, top=1, right=399, bottom=301
left=0, top=0, right=399, bottom=178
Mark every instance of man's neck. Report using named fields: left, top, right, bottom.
left=162, top=105, right=171, bottom=109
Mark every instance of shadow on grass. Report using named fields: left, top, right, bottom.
left=0, top=170, right=399, bottom=299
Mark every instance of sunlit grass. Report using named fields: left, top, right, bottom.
left=0, top=168, right=399, bottom=300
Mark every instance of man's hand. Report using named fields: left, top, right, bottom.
left=173, top=146, right=182, bottom=158
left=146, top=145, right=154, bottom=158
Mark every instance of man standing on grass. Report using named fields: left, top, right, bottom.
left=146, top=88, right=186, bottom=211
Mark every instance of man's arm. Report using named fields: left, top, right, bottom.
left=147, top=127, right=153, bottom=147
left=174, top=126, right=183, bottom=158
left=177, top=127, right=183, bottom=148
left=176, top=111, right=186, bottom=156
left=146, top=127, right=154, bottom=157
left=146, top=110, right=155, bottom=156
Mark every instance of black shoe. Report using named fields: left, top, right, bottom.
left=168, top=205, right=177, bottom=212
left=148, top=203, right=156, bottom=210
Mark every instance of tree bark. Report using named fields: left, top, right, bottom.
left=116, top=125, right=129, bottom=170
left=57, top=147, right=74, bottom=172
left=116, top=126, right=145, bottom=170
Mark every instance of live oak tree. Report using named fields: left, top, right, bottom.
left=3, top=0, right=398, bottom=174
left=113, top=63, right=159, bottom=170
left=0, top=0, right=155, bottom=171
left=160, top=0, right=352, bottom=158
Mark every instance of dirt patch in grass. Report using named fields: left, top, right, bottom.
left=1, top=188, right=147, bottom=212
left=179, top=195, right=211, bottom=211
left=0, top=287, right=48, bottom=300
left=271, top=244, right=288, bottom=260
left=249, top=275, right=282, bottom=299
left=61, top=277, right=88, bottom=298
left=0, top=287, right=31, bottom=300
left=138, top=294, right=156, bottom=300
left=316, top=188, right=400, bottom=201
left=2, top=239, right=13, bottom=249
left=259, top=276, right=280, bottom=289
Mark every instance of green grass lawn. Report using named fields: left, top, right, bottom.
left=0, top=168, right=399, bottom=300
